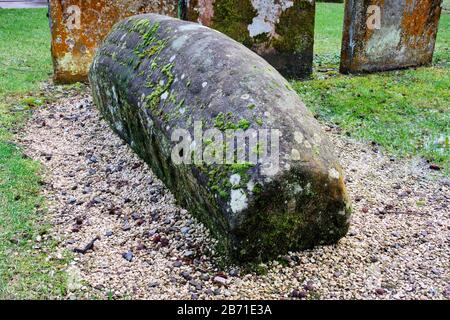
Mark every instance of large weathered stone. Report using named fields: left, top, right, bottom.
left=340, top=0, right=443, bottom=73
left=89, top=14, right=351, bottom=262
left=181, top=0, right=315, bottom=79
left=48, top=0, right=177, bottom=84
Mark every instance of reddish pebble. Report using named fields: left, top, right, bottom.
left=375, top=288, right=386, bottom=295
left=430, top=164, right=441, bottom=171
left=160, top=237, right=170, bottom=247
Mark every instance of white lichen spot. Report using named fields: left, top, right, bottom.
left=172, top=35, right=189, bottom=50
left=248, top=0, right=294, bottom=38
left=291, top=148, right=301, bottom=161
left=230, top=174, right=241, bottom=187
left=230, top=189, right=248, bottom=214
left=313, top=133, right=322, bottom=144
left=161, top=91, right=169, bottom=100
left=292, top=183, right=303, bottom=195
left=294, top=131, right=304, bottom=144
left=170, top=55, right=176, bottom=62
left=247, top=180, right=255, bottom=192
left=305, top=182, right=312, bottom=194
left=329, top=168, right=340, bottom=180
left=178, top=24, right=207, bottom=32
left=202, top=82, right=208, bottom=88
left=114, top=121, right=124, bottom=133
left=181, top=74, right=186, bottom=80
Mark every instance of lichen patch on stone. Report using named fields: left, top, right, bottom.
left=230, top=189, right=248, bottom=214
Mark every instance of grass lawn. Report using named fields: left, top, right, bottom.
left=0, top=3, right=448, bottom=298
left=0, top=8, right=68, bottom=299
left=295, top=3, right=449, bottom=171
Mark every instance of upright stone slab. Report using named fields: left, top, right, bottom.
left=48, top=0, right=177, bottom=83
left=340, top=0, right=443, bottom=74
left=181, top=0, right=315, bottom=79
left=90, top=14, right=351, bottom=262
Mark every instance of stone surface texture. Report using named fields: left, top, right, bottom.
left=89, top=14, right=351, bottom=262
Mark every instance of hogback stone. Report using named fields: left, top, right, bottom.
left=89, top=14, right=351, bottom=262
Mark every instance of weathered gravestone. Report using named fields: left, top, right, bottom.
left=340, top=0, right=443, bottom=73
left=180, top=0, right=316, bottom=79
left=90, top=14, right=351, bottom=262
left=48, top=0, right=177, bottom=83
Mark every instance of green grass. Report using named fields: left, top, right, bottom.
left=0, top=8, right=69, bottom=299
left=294, top=3, right=449, bottom=171
left=313, top=2, right=344, bottom=66
left=0, top=9, right=52, bottom=95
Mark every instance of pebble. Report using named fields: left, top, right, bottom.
left=180, top=227, right=190, bottom=234
left=67, top=196, right=77, bottom=205
left=184, top=250, right=194, bottom=258
left=181, top=272, right=192, bottom=281
left=200, top=274, right=210, bottom=281
left=213, top=276, right=228, bottom=286
left=189, top=280, right=202, bottom=290
left=131, top=212, right=142, bottom=221
left=122, top=251, right=133, bottom=262
left=191, top=293, right=199, bottom=300
left=229, top=269, right=239, bottom=277
left=429, top=164, right=441, bottom=171
left=304, top=281, right=315, bottom=291
left=122, top=222, right=131, bottom=232
left=375, top=288, right=386, bottom=295
left=290, top=289, right=307, bottom=299
left=160, top=237, right=170, bottom=247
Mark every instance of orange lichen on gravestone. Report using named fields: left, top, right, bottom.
left=340, top=0, right=442, bottom=74
left=49, top=0, right=177, bottom=84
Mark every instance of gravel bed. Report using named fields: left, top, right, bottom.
left=19, top=89, right=449, bottom=300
